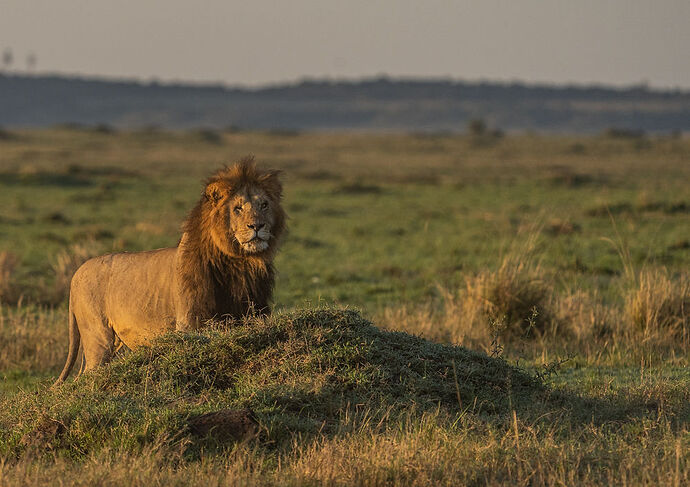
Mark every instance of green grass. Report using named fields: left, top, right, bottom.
left=1, top=129, right=688, bottom=309
left=0, top=128, right=688, bottom=485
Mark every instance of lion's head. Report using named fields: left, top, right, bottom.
left=196, top=157, right=286, bottom=259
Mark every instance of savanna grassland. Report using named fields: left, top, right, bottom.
left=0, top=128, right=688, bottom=485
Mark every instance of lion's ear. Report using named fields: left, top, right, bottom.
left=258, top=170, right=283, bottom=199
left=205, top=181, right=227, bottom=205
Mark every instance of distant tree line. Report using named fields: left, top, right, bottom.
left=0, top=73, right=688, bottom=133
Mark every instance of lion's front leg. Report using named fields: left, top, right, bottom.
left=174, top=287, right=217, bottom=331
left=173, top=256, right=215, bottom=331
left=174, top=306, right=206, bottom=331
left=249, top=298, right=271, bottom=317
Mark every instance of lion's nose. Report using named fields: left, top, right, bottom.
left=247, top=223, right=265, bottom=231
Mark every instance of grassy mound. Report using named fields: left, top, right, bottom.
left=0, top=308, right=545, bottom=458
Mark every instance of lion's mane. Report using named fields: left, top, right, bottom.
left=177, top=158, right=287, bottom=318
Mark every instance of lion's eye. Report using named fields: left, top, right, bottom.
left=233, top=205, right=242, bottom=214
left=261, top=201, right=269, bottom=210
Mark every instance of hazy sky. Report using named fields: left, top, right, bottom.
left=2, top=0, right=689, bottom=88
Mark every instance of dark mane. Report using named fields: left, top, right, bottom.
left=176, top=157, right=286, bottom=319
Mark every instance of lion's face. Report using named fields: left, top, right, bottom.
left=227, top=188, right=276, bottom=253
left=203, top=171, right=285, bottom=258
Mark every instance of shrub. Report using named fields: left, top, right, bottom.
left=467, top=118, right=487, bottom=137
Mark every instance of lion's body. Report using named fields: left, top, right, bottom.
left=71, top=249, right=178, bottom=354
left=54, top=159, right=285, bottom=385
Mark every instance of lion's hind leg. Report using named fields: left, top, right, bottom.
left=76, top=311, right=116, bottom=374
left=81, top=332, right=114, bottom=373
left=78, top=352, right=84, bottom=376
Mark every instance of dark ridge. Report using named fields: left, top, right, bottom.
left=1, top=73, right=689, bottom=133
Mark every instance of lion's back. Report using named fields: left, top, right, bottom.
left=71, top=248, right=176, bottom=296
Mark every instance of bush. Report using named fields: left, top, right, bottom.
left=467, top=119, right=487, bottom=136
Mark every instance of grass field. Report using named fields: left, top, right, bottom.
left=0, top=128, right=688, bottom=485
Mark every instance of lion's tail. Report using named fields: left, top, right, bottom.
left=53, top=305, right=80, bottom=387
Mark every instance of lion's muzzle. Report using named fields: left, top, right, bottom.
left=238, top=224, right=271, bottom=252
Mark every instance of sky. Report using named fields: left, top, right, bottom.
left=1, top=0, right=689, bottom=89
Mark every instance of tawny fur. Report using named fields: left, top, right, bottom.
left=54, top=158, right=286, bottom=386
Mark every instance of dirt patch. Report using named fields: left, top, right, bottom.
left=187, top=409, right=259, bottom=441
left=20, top=417, right=67, bottom=450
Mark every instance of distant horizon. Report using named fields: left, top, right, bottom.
left=2, top=68, right=686, bottom=94
left=3, top=68, right=688, bottom=133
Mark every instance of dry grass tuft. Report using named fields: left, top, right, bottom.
left=379, top=232, right=560, bottom=350
left=461, top=255, right=554, bottom=338
left=381, top=267, right=690, bottom=357
left=380, top=241, right=559, bottom=349
left=378, top=301, right=489, bottom=349
left=460, top=232, right=556, bottom=338
left=555, top=290, right=616, bottom=341
left=0, top=251, right=20, bottom=304
left=625, top=268, right=689, bottom=341
left=0, top=307, right=64, bottom=372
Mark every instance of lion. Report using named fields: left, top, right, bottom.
left=53, top=157, right=286, bottom=385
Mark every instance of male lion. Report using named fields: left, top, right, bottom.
left=54, top=158, right=286, bottom=385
